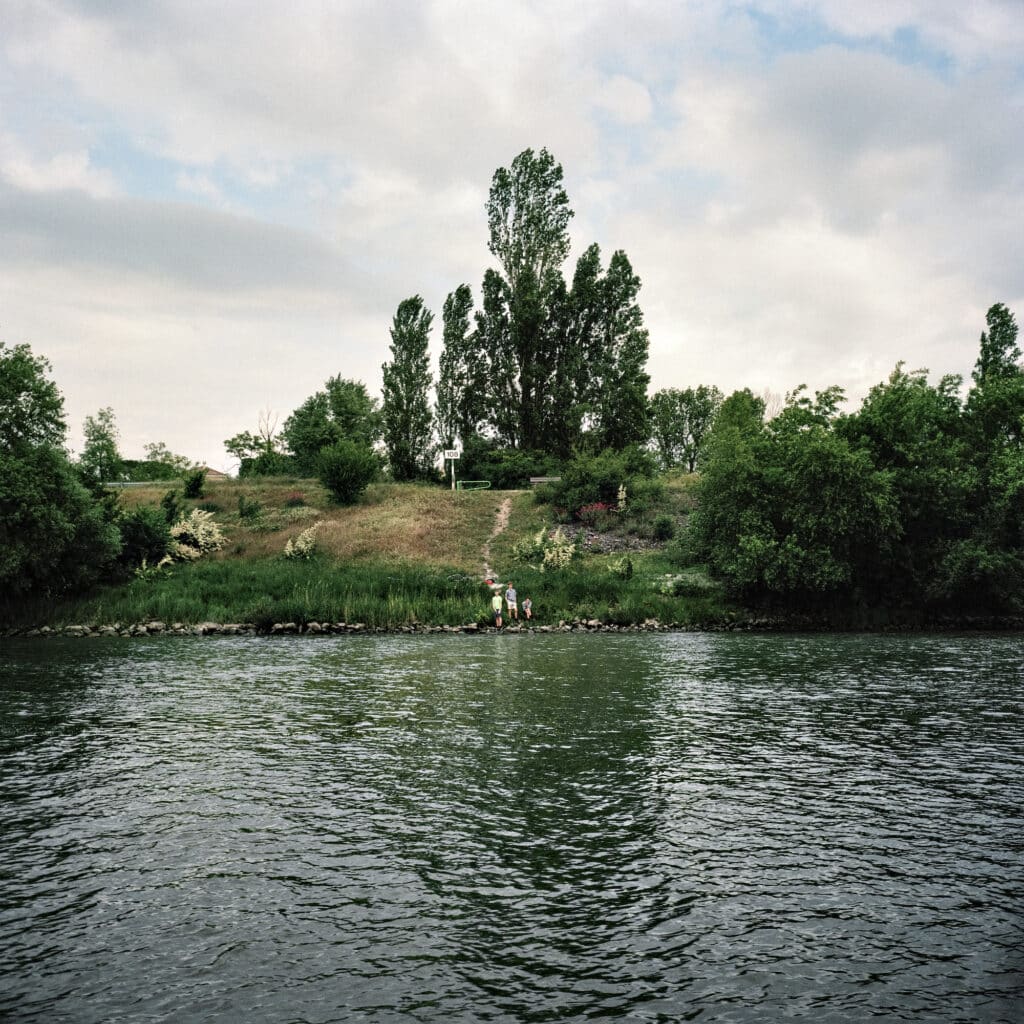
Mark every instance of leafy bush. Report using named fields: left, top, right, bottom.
left=623, top=476, right=665, bottom=516
left=512, top=528, right=548, bottom=563
left=133, top=557, right=173, bottom=582
left=317, top=440, right=379, bottom=505
left=239, top=450, right=299, bottom=478
left=0, top=443, right=122, bottom=597
left=578, top=501, right=616, bottom=529
left=237, top=494, right=263, bottom=521
left=653, top=514, right=676, bottom=541
left=117, top=506, right=173, bottom=570
left=541, top=527, right=580, bottom=572
left=160, top=489, right=182, bottom=524
left=183, top=468, right=206, bottom=498
left=663, top=536, right=698, bottom=568
left=458, top=437, right=559, bottom=489
left=550, top=447, right=657, bottom=518
left=609, top=556, right=634, bottom=580
left=657, top=570, right=724, bottom=598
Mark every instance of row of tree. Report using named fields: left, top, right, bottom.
left=226, top=148, right=665, bottom=482
left=689, top=303, right=1024, bottom=616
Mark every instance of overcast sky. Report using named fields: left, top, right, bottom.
left=2, top=0, right=1022, bottom=470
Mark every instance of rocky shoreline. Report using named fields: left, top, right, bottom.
left=5, top=613, right=1024, bottom=638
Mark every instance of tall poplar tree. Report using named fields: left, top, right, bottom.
left=382, top=295, right=436, bottom=481
left=435, top=284, right=479, bottom=448
left=590, top=249, right=651, bottom=450
left=436, top=147, right=652, bottom=453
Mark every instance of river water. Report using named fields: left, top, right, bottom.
left=0, top=633, right=1021, bottom=1023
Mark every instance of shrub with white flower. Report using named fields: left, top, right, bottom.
left=608, top=555, right=634, bottom=580
left=134, top=555, right=175, bottom=581
left=617, top=482, right=628, bottom=512
left=512, top=527, right=548, bottom=563
left=541, top=527, right=578, bottom=572
left=284, top=521, right=322, bottom=560
left=169, top=509, right=225, bottom=561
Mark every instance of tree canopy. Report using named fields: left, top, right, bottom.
left=0, top=342, right=120, bottom=598
left=281, top=377, right=381, bottom=475
left=438, top=148, right=651, bottom=455
left=382, top=295, right=436, bottom=481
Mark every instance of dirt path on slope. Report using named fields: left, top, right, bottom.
left=482, top=497, right=513, bottom=580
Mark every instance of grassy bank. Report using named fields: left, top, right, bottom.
left=8, top=557, right=728, bottom=630
left=5, top=475, right=734, bottom=630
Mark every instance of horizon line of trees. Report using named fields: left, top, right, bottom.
left=4, top=144, right=1022, bottom=617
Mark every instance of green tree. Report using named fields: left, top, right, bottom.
left=325, top=376, right=382, bottom=448
left=487, top=146, right=572, bottom=294
left=79, top=406, right=124, bottom=485
left=483, top=148, right=575, bottom=450
left=479, top=151, right=652, bottom=452
left=382, top=295, right=436, bottom=481
left=0, top=342, right=65, bottom=449
left=650, top=385, right=724, bottom=471
left=0, top=343, right=120, bottom=600
left=972, top=302, right=1020, bottom=386
left=588, top=250, right=651, bottom=451
left=946, top=303, right=1024, bottom=610
left=837, top=365, right=971, bottom=605
left=317, top=439, right=379, bottom=505
left=690, top=386, right=896, bottom=603
left=281, top=392, right=339, bottom=475
left=143, top=441, right=191, bottom=472
left=283, top=378, right=381, bottom=475
left=435, top=284, right=480, bottom=448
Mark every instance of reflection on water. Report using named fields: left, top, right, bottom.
left=1, top=633, right=1022, bottom=1022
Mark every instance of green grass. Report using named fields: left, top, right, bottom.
left=4, top=475, right=738, bottom=630
left=7, top=554, right=731, bottom=630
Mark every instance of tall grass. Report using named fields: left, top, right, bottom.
left=7, top=557, right=730, bottom=629
left=4, top=478, right=735, bottom=630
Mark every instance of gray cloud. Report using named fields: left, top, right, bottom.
left=0, top=181, right=365, bottom=296
left=0, top=0, right=1021, bottom=467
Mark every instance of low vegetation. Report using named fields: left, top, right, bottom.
left=5, top=474, right=730, bottom=630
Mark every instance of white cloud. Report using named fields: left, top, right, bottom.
left=175, top=170, right=224, bottom=202
left=0, top=134, right=117, bottom=197
left=0, top=0, right=1020, bottom=466
left=595, top=75, right=654, bottom=124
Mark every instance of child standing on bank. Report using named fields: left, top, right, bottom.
left=505, top=582, right=518, bottom=620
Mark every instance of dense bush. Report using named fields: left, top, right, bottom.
left=122, top=459, right=182, bottom=482
left=0, top=443, right=122, bottom=596
left=182, top=468, right=206, bottom=498
left=238, top=450, right=299, bottom=477
left=0, top=343, right=121, bottom=601
left=160, top=489, right=182, bottom=524
left=653, top=514, right=676, bottom=541
left=117, top=506, right=173, bottom=571
left=317, top=440, right=379, bottom=505
left=548, top=446, right=657, bottom=517
left=458, top=437, right=559, bottom=489
left=237, top=494, right=263, bottom=521
left=689, top=305, right=1024, bottom=615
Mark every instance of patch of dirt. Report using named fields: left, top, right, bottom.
left=482, top=497, right=513, bottom=578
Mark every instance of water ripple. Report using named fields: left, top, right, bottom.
left=1, top=633, right=1022, bottom=1022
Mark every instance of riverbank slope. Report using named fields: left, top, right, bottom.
left=3, top=476, right=733, bottom=632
